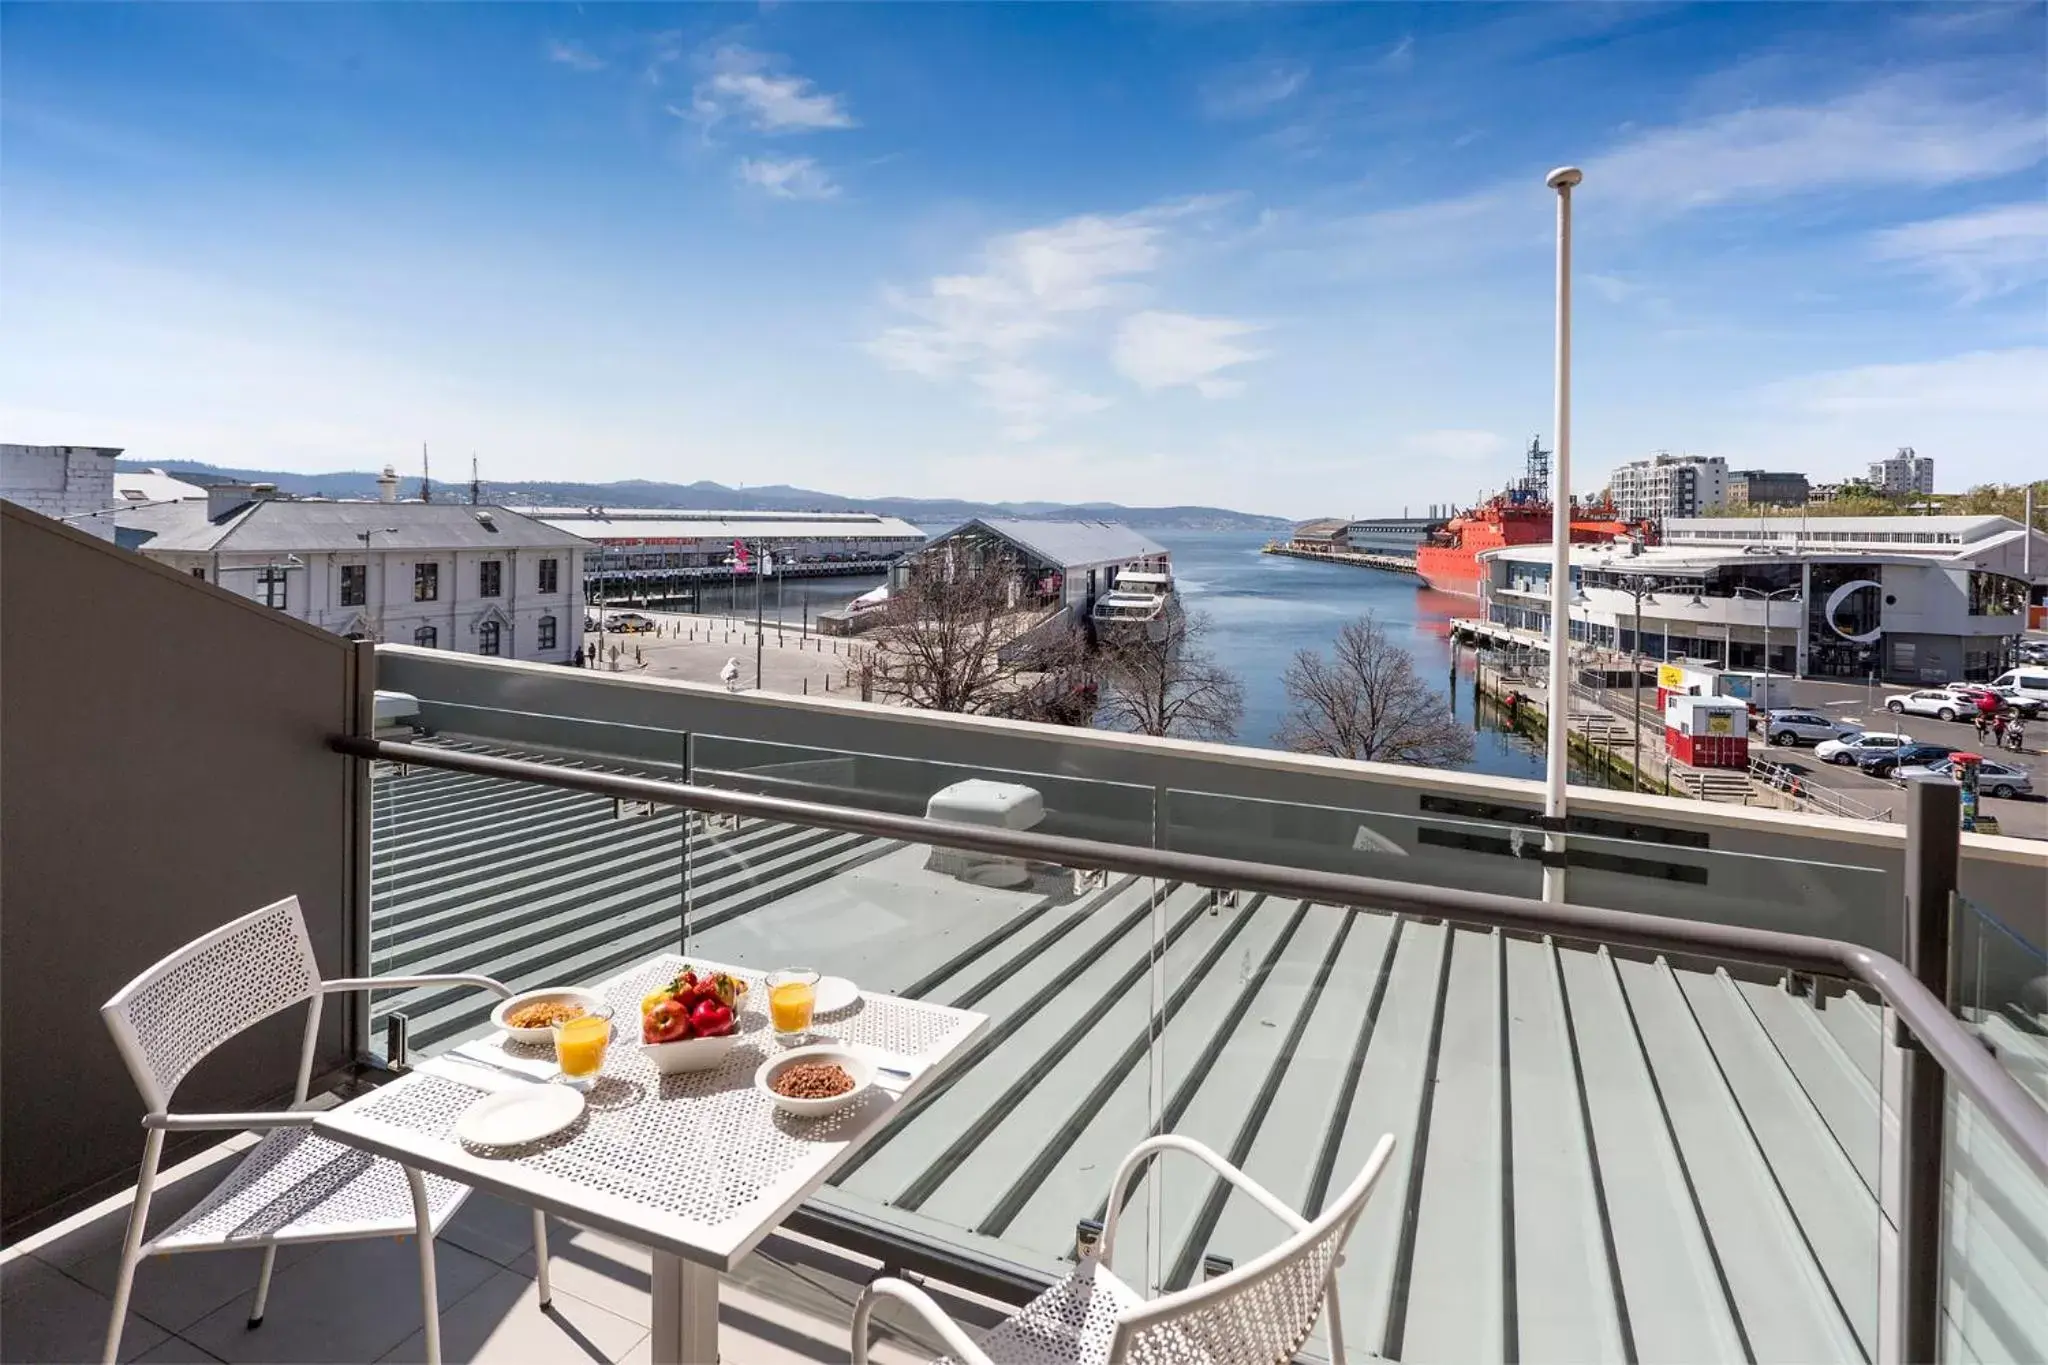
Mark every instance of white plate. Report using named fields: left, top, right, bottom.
left=455, top=1085, right=585, bottom=1148
left=813, top=976, right=859, bottom=1015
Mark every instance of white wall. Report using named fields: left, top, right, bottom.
left=148, top=544, right=587, bottom=664
left=0, top=445, right=119, bottom=538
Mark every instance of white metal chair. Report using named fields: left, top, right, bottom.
left=99, top=894, right=553, bottom=1365
left=852, top=1131, right=1397, bottom=1365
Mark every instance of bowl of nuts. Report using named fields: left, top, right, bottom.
left=755, top=1046, right=874, bottom=1119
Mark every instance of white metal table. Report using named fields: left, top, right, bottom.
left=316, top=953, right=987, bottom=1364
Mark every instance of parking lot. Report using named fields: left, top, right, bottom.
left=1754, top=674, right=2045, bottom=839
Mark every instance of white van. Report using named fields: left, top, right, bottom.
left=1989, top=667, right=2048, bottom=696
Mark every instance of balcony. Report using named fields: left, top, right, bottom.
left=5, top=507, right=2045, bottom=1365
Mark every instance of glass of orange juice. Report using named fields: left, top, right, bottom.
left=551, top=1006, right=614, bottom=1090
left=766, top=971, right=818, bottom=1041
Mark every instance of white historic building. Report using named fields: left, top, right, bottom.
left=119, top=482, right=591, bottom=665
left=1, top=443, right=123, bottom=538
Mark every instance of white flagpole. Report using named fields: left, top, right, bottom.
left=1543, top=166, right=1583, bottom=904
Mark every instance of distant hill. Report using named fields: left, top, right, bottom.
left=113, top=461, right=1292, bottom=533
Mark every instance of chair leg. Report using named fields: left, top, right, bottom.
left=404, top=1166, right=442, bottom=1365
left=103, top=1129, right=164, bottom=1365
left=248, top=1246, right=279, bottom=1328
left=532, top=1208, right=552, bottom=1308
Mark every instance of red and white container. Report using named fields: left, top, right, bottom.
left=1665, top=695, right=1751, bottom=770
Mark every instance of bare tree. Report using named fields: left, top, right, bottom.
left=870, top=558, right=1092, bottom=721
left=1096, top=612, right=1244, bottom=743
left=1277, top=613, right=1474, bottom=766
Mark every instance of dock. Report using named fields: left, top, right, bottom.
left=1261, top=542, right=1418, bottom=575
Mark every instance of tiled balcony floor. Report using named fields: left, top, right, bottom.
left=1, top=1137, right=965, bottom=1365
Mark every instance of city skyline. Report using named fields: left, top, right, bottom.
left=1, top=2, right=2042, bottom=519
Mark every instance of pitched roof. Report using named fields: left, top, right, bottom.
left=945, top=518, right=1166, bottom=568
left=124, top=500, right=592, bottom=554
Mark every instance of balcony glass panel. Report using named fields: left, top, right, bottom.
left=1942, top=1081, right=2048, bottom=1364
left=367, top=736, right=690, bottom=1061
left=687, top=734, right=1166, bottom=1287
left=1954, top=893, right=2048, bottom=1095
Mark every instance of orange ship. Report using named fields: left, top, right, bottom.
left=1414, top=439, right=1649, bottom=599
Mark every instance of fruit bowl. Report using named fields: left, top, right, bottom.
left=640, top=1032, right=739, bottom=1075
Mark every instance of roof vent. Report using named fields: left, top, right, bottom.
left=474, top=510, right=499, bottom=532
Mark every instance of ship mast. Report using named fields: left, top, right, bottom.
left=1521, top=436, right=1552, bottom=500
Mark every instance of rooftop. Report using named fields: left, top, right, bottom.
left=361, top=734, right=2048, bottom=1365
left=517, top=508, right=927, bottom=543
left=122, top=501, right=595, bottom=554
left=934, top=518, right=1167, bottom=570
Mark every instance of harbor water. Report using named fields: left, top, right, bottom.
left=674, top=527, right=1606, bottom=786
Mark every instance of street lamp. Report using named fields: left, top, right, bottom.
left=1734, top=585, right=1801, bottom=708
left=356, top=527, right=399, bottom=642
left=1542, top=164, right=1582, bottom=905
left=1601, top=570, right=1665, bottom=792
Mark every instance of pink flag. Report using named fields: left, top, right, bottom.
left=731, top=539, right=750, bottom=569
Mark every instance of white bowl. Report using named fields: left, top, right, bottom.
left=755, top=1046, right=874, bottom=1118
left=639, top=1031, right=739, bottom=1074
left=491, top=988, right=607, bottom=1045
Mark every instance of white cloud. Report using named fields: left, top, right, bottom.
left=1396, top=429, right=1511, bottom=462
left=1732, top=348, right=2048, bottom=483
left=1112, top=311, right=1267, bottom=397
left=1380, top=35, right=1415, bottom=72
left=1869, top=202, right=2048, bottom=303
left=693, top=46, right=854, bottom=133
left=1587, top=74, right=2045, bottom=216
left=869, top=202, right=1225, bottom=435
left=1764, top=347, right=2048, bottom=420
left=1202, top=62, right=1309, bottom=119
left=736, top=156, right=840, bottom=201
left=546, top=39, right=605, bottom=73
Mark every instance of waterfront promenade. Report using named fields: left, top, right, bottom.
left=1261, top=541, right=1418, bottom=575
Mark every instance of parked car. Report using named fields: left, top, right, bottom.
left=1813, top=731, right=1912, bottom=765
left=2015, top=640, right=2048, bottom=664
left=1895, top=757, right=2034, bottom=799
left=1764, top=710, right=1855, bottom=747
left=603, top=612, right=657, bottom=633
left=1858, top=741, right=1955, bottom=778
left=1885, top=689, right=1979, bottom=722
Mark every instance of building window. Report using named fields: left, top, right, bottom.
left=257, top=567, right=289, bottom=610
left=539, top=557, right=559, bottom=594
left=478, top=619, right=502, bottom=657
left=480, top=559, right=503, bottom=598
left=189, top=568, right=205, bottom=581
left=414, top=562, right=439, bottom=602
left=414, top=625, right=438, bottom=649
left=538, top=615, right=557, bottom=650
left=340, top=563, right=368, bottom=606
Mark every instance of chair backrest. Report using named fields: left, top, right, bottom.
left=101, top=895, right=323, bottom=1112
left=1109, top=1133, right=1398, bottom=1365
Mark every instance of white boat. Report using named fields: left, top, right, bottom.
left=1090, top=570, right=1181, bottom=645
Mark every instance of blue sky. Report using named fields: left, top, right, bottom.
left=2, top=3, right=2041, bottom=517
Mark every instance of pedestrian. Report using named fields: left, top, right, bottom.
left=2008, top=717, right=2027, bottom=753
left=634, top=644, right=643, bottom=666
left=1975, top=712, right=1991, bottom=744
left=1991, top=712, right=2008, bottom=748
left=720, top=657, right=741, bottom=692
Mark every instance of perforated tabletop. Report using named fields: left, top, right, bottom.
left=315, top=954, right=987, bottom=1269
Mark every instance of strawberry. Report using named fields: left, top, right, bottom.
left=689, top=998, right=734, bottom=1037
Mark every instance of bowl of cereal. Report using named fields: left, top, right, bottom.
left=754, top=1046, right=874, bottom=1119
left=492, top=988, right=607, bottom=1045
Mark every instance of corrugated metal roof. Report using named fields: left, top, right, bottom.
left=940, top=518, right=1168, bottom=569
left=371, top=737, right=2047, bottom=1365
left=524, top=510, right=926, bottom=543
left=128, top=501, right=592, bottom=553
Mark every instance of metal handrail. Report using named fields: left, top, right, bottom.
left=335, top=733, right=2047, bottom=1181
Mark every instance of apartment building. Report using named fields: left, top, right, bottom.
left=1606, top=452, right=1729, bottom=523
